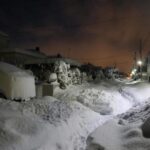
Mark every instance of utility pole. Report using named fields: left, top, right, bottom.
left=139, top=39, right=142, bottom=60
left=68, top=48, right=71, bottom=58
left=134, top=51, right=137, bottom=67
left=113, top=61, right=117, bottom=68
left=139, top=39, right=143, bottom=79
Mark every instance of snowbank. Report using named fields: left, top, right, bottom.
left=86, top=86, right=150, bottom=150
left=55, top=81, right=133, bottom=115
left=120, top=82, right=150, bottom=103
left=0, top=62, right=35, bottom=100
left=77, top=87, right=132, bottom=115
left=1, top=77, right=150, bottom=150
left=86, top=119, right=150, bottom=150
left=0, top=97, right=110, bottom=150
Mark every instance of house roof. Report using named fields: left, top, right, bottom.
left=25, top=57, right=81, bottom=66
left=0, top=48, right=46, bottom=58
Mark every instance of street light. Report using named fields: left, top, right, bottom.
left=137, top=60, right=143, bottom=79
left=137, top=60, right=142, bottom=66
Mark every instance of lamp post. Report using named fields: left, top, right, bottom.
left=137, top=60, right=142, bottom=79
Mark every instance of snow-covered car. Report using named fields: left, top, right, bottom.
left=0, top=62, right=36, bottom=100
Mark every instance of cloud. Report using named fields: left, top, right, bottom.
left=23, top=25, right=64, bottom=37
left=1, top=0, right=150, bottom=73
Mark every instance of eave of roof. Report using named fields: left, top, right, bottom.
left=0, top=49, right=46, bottom=58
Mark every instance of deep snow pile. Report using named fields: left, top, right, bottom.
left=120, top=99, right=150, bottom=124
left=0, top=97, right=110, bottom=150
left=86, top=119, right=150, bottom=150
left=55, top=80, right=150, bottom=115
left=86, top=81, right=150, bottom=150
left=77, top=87, right=131, bottom=115
left=86, top=101, right=150, bottom=150
left=120, top=82, right=150, bottom=103
left=1, top=78, right=150, bottom=150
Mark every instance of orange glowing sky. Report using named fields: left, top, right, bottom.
left=1, top=0, right=150, bottom=73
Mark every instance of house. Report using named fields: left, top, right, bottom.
left=0, top=47, right=47, bottom=66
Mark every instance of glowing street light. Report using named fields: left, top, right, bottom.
left=137, top=60, right=143, bottom=79
left=137, top=60, right=142, bottom=66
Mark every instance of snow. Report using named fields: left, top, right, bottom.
left=0, top=62, right=35, bottom=100
left=55, top=80, right=148, bottom=115
left=77, top=87, right=132, bottom=115
left=0, top=97, right=111, bottom=150
left=0, top=76, right=150, bottom=150
left=86, top=118, right=150, bottom=150
left=86, top=80, right=150, bottom=150
left=120, top=81, right=150, bottom=103
left=86, top=120, right=123, bottom=150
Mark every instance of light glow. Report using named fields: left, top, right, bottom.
left=137, top=60, right=142, bottom=66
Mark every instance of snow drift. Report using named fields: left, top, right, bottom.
left=0, top=62, right=35, bottom=100
left=0, top=97, right=110, bottom=150
left=86, top=119, right=150, bottom=150
left=86, top=86, right=150, bottom=150
left=120, top=82, right=150, bottom=103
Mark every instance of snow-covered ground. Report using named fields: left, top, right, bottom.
left=55, top=80, right=150, bottom=115
left=1, top=79, right=150, bottom=150
left=0, top=97, right=111, bottom=150
left=86, top=118, right=150, bottom=150
left=86, top=80, right=150, bottom=150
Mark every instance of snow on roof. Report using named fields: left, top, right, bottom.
left=26, top=48, right=46, bottom=56
left=0, top=48, right=46, bottom=58
left=0, top=62, right=32, bottom=77
left=24, top=57, right=81, bottom=66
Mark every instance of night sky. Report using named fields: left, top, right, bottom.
left=1, top=0, right=150, bottom=73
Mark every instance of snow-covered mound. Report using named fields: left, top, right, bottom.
left=120, top=82, right=150, bottom=103
left=77, top=87, right=132, bottom=115
left=0, top=97, right=110, bottom=150
left=0, top=62, right=35, bottom=100
left=55, top=81, right=133, bottom=115
left=119, top=99, right=150, bottom=124
left=86, top=119, right=150, bottom=150
left=86, top=83, right=150, bottom=150
left=0, top=78, right=149, bottom=150
left=56, top=80, right=150, bottom=116
left=0, top=108, right=48, bottom=150
left=119, top=97, right=150, bottom=140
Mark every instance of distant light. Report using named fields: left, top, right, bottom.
left=133, top=69, right=137, bottom=72
left=131, top=72, right=135, bottom=75
left=130, top=68, right=137, bottom=76
left=137, top=60, right=142, bottom=66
